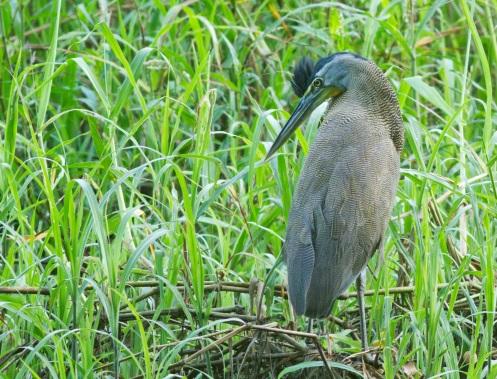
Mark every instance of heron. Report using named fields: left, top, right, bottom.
left=266, top=52, right=404, bottom=350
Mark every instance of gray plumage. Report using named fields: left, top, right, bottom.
left=269, top=53, right=404, bottom=320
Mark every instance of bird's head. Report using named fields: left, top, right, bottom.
left=266, top=52, right=369, bottom=159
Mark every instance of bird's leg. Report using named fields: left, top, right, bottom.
left=356, top=269, right=368, bottom=350
left=305, top=318, right=315, bottom=348
left=307, top=318, right=314, bottom=333
left=318, top=319, right=325, bottom=336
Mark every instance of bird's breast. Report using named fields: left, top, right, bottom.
left=292, top=111, right=394, bottom=210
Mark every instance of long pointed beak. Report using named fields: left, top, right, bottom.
left=266, top=89, right=328, bottom=160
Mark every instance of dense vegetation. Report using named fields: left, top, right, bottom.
left=0, top=1, right=496, bottom=378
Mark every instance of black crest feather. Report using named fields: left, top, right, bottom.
left=291, top=57, right=315, bottom=97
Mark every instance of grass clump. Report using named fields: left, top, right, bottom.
left=0, top=1, right=496, bottom=378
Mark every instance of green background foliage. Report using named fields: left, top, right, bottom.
left=0, top=0, right=496, bottom=377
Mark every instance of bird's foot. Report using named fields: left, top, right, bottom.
left=360, top=349, right=381, bottom=368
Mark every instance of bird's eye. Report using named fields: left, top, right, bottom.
left=312, top=78, right=323, bottom=89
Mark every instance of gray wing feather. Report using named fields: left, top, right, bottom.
left=285, top=220, right=315, bottom=315
left=284, top=137, right=399, bottom=318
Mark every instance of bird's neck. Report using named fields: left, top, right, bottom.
left=333, top=67, right=404, bottom=152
